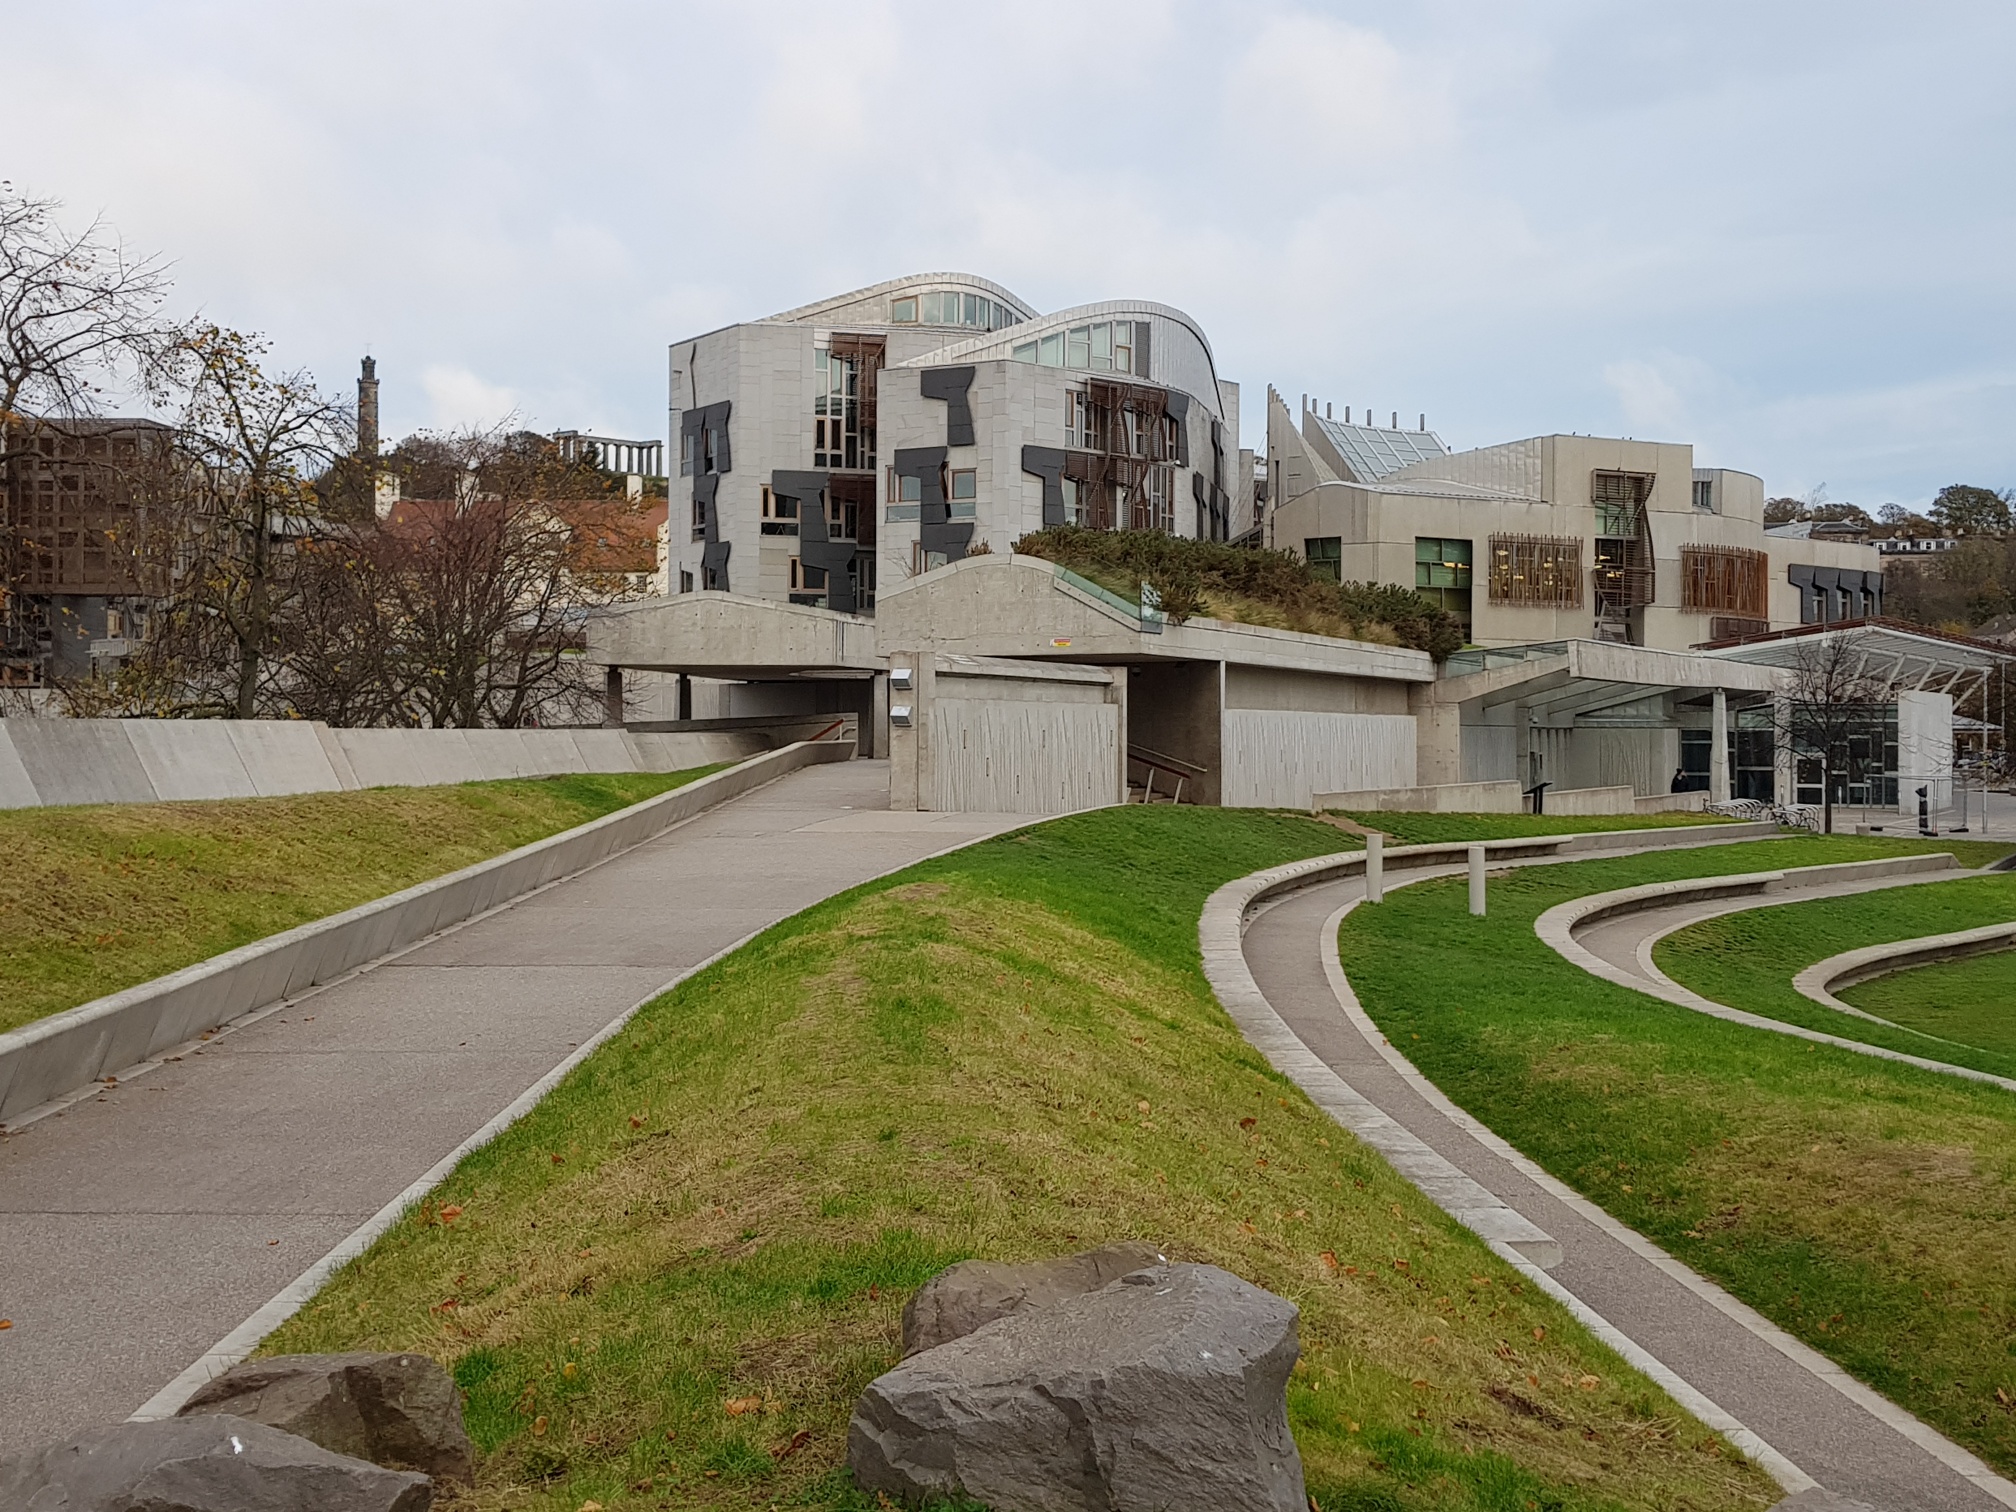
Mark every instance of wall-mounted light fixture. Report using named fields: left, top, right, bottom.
left=890, top=705, right=913, bottom=727
left=890, top=666, right=914, bottom=690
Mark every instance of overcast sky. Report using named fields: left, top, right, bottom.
left=12, top=1, right=2015, bottom=506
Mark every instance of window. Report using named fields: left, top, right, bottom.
left=1680, top=546, right=1767, bottom=617
left=104, top=608, right=124, bottom=639
left=827, top=491, right=859, bottom=541
left=949, top=469, right=977, bottom=502
left=1305, top=537, right=1342, bottom=582
left=679, top=569, right=694, bottom=593
left=789, top=557, right=828, bottom=604
left=1592, top=471, right=1653, bottom=536
left=898, top=472, right=922, bottom=503
left=1692, top=478, right=1715, bottom=512
left=760, top=484, right=799, bottom=535
left=1487, top=535, right=1583, bottom=606
left=889, top=290, right=1018, bottom=330
left=1065, top=390, right=1094, bottom=448
left=814, top=349, right=870, bottom=470
left=1415, top=537, right=1473, bottom=623
left=1010, top=320, right=1146, bottom=376
left=690, top=493, right=707, bottom=541
left=912, top=542, right=950, bottom=573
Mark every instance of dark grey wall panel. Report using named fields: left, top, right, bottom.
left=896, top=445, right=970, bottom=560
left=774, top=469, right=861, bottom=613
left=920, top=367, right=977, bottom=447
left=1022, top=446, right=1069, bottom=529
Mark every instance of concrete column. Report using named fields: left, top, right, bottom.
left=1772, top=694, right=1794, bottom=807
left=603, top=666, right=625, bottom=728
left=1512, top=702, right=1533, bottom=791
left=1409, top=684, right=1461, bottom=786
left=888, top=652, right=920, bottom=810
left=1710, top=688, right=1730, bottom=804
left=1365, top=831, right=1383, bottom=903
left=1467, top=844, right=1487, bottom=916
left=1106, top=665, right=1129, bottom=806
left=914, top=655, right=937, bottom=809
left=868, top=671, right=889, bottom=761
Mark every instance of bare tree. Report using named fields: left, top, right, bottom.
left=0, top=185, right=178, bottom=424
left=1775, top=629, right=1901, bottom=834
left=167, top=325, right=352, bottom=717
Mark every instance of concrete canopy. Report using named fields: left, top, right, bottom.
left=875, top=554, right=1434, bottom=682
left=1433, top=639, right=1787, bottom=722
left=585, top=591, right=881, bottom=679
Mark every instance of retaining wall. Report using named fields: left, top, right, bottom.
left=0, top=716, right=859, bottom=810
left=0, top=739, right=853, bottom=1127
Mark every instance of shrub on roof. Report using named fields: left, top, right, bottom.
left=1009, top=526, right=1464, bottom=659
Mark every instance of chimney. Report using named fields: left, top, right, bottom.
left=358, top=356, right=380, bottom=460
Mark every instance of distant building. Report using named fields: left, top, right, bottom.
left=1264, top=391, right=1884, bottom=650
left=1875, top=535, right=1961, bottom=555
left=1, top=417, right=175, bottom=686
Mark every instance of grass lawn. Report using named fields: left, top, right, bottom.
left=1337, top=811, right=1736, bottom=846
left=1655, top=873, right=2016, bottom=1078
left=264, top=808, right=1778, bottom=1512
left=1844, top=947, right=2016, bottom=1059
left=0, top=768, right=721, bottom=1035
left=1337, top=834, right=2016, bottom=1477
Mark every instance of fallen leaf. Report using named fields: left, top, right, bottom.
left=578, top=1502, right=602, bottom=1511
left=724, top=1396, right=763, bottom=1416
left=1411, top=1378, right=1430, bottom=1390
left=772, top=1427, right=813, bottom=1461
left=577, top=1248, right=593, bottom=1258
left=1392, top=1259, right=1409, bottom=1271
left=1239, top=1116, right=1257, bottom=1131
left=439, top=1205, right=464, bottom=1224
left=1578, top=1375, right=1600, bottom=1391
left=629, top=1115, right=646, bottom=1129
left=1318, top=1251, right=1339, bottom=1273
left=0, top=1320, right=11, bottom=1329
left=1136, top=1100, right=1151, bottom=1113
left=532, top=1415, right=548, bottom=1436
left=563, top=1363, right=578, bottom=1379
left=1531, top=1326, right=1546, bottom=1342
left=551, top=1154, right=564, bottom=1165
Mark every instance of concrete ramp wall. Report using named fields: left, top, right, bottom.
left=0, top=719, right=779, bottom=810
left=1221, top=711, right=1416, bottom=809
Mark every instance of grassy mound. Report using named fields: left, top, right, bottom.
left=1012, top=526, right=1465, bottom=658
left=265, top=808, right=1775, bottom=1511
left=1338, top=834, right=2016, bottom=1476
left=1655, top=873, right=2016, bottom=1078
left=0, top=768, right=719, bottom=1034
left=1845, top=947, right=2016, bottom=1059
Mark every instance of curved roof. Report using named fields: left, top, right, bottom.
left=766, top=271, right=1037, bottom=325
left=900, top=298, right=1215, bottom=369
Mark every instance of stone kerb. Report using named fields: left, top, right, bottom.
left=0, top=739, right=854, bottom=1126
left=1794, top=922, right=2016, bottom=1015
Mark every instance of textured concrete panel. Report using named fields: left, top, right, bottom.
left=0, top=725, right=43, bottom=808
left=5, top=720, right=155, bottom=807
left=565, top=730, right=634, bottom=773
left=225, top=721, right=344, bottom=796
left=120, top=720, right=259, bottom=802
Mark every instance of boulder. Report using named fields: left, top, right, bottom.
left=902, top=1240, right=1166, bottom=1356
left=852, top=1261, right=1305, bottom=1512
left=178, top=1352, right=473, bottom=1483
left=0, top=1412, right=431, bottom=1511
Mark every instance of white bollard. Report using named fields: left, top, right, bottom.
left=1365, top=831, right=1384, bottom=903
left=1468, top=844, right=1486, bottom=916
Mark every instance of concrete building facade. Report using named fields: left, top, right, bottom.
left=664, top=273, right=1239, bottom=617
left=1263, top=390, right=1885, bottom=652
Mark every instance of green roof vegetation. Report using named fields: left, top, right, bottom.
left=263, top=807, right=1774, bottom=1511
left=1012, top=527, right=1466, bottom=658
left=1339, top=833, right=2016, bottom=1478
left=0, top=768, right=721, bottom=1036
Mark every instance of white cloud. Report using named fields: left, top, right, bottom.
left=419, top=366, right=520, bottom=431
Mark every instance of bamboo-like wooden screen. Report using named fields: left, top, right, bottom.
left=1681, top=546, right=1768, bottom=617
left=1487, top=534, right=1584, bottom=606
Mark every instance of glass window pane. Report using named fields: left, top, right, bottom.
left=891, top=297, right=916, bottom=323
left=900, top=474, right=921, bottom=502
left=1091, top=323, right=1111, bottom=360
left=964, top=293, right=980, bottom=325
left=951, top=469, right=977, bottom=500
left=1012, top=341, right=1038, bottom=363
left=1067, top=326, right=1090, bottom=368
left=1039, top=331, right=1064, bottom=366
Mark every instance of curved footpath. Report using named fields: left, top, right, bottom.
left=0, top=759, right=1023, bottom=1453
left=1226, top=845, right=2016, bottom=1512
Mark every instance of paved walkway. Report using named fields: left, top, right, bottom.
left=0, top=760, right=1021, bottom=1452
left=1242, top=869, right=2012, bottom=1512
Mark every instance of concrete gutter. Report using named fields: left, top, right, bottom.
left=0, top=739, right=853, bottom=1128
left=1199, top=851, right=1566, bottom=1269
left=1795, top=922, right=2016, bottom=1014
left=1534, top=856, right=2016, bottom=1095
